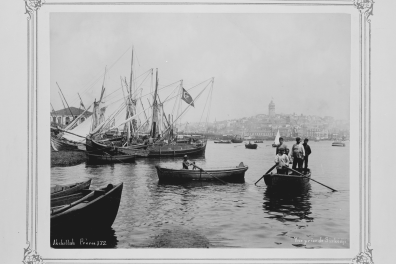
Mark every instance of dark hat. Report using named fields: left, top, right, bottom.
left=304, top=138, right=309, bottom=141
left=279, top=147, right=285, bottom=151
left=296, top=137, right=301, bottom=140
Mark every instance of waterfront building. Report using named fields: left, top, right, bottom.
left=50, top=107, right=92, bottom=127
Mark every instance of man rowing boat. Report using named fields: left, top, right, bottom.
left=182, top=155, right=196, bottom=170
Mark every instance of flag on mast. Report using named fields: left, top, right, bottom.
left=181, top=88, right=194, bottom=107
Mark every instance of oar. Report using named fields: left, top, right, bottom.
left=287, top=167, right=337, bottom=192
left=254, top=164, right=277, bottom=185
left=192, top=164, right=228, bottom=184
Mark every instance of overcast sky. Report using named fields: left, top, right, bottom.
left=51, top=13, right=350, bottom=122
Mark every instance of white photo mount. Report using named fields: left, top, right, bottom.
left=24, top=0, right=373, bottom=263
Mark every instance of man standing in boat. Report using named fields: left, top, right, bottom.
left=274, top=137, right=288, bottom=155
left=274, top=147, right=289, bottom=174
left=290, top=137, right=305, bottom=173
left=302, top=138, right=312, bottom=174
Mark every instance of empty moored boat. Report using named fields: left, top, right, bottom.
left=332, top=141, right=345, bottom=147
left=245, top=142, right=258, bottom=149
left=51, top=179, right=92, bottom=198
left=51, top=183, right=123, bottom=230
left=155, top=163, right=248, bottom=183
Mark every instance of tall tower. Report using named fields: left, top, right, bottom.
left=269, top=99, right=275, bottom=116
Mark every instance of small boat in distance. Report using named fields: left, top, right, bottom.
left=155, top=163, right=248, bottom=183
left=245, top=142, right=258, bottom=149
left=272, top=130, right=280, bottom=147
left=214, top=140, right=232, bottom=144
left=231, top=135, right=243, bottom=143
left=51, top=179, right=92, bottom=198
left=254, top=140, right=263, bottom=143
left=332, top=141, right=346, bottom=147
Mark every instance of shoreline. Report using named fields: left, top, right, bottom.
left=51, top=150, right=86, bottom=167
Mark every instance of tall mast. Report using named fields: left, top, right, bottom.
left=151, top=68, right=159, bottom=138
left=78, top=93, right=86, bottom=110
left=56, top=82, right=74, bottom=118
left=129, top=46, right=134, bottom=97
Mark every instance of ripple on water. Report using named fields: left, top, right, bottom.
left=51, top=141, right=349, bottom=248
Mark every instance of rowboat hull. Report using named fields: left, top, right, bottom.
left=51, top=136, right=81, bottom=151
left=231, top=139, right=243, bottom=143
left=214, top=140, right=231, bottom=144
left=51, top=183, right=123, bottom=230
left=51, top=179, right=92, bottom=198
left=245, top=144, right=257, bottom=149
left=264, top=172, right=311, bottom=188
left=87, top=138, right=202, bottom=157
left=86, top=153, right=135, bottom=164
left=332, top=142, right=345, bottom=147
left=155, top=165, right=248, bottom=183
left=147, top=142, right=207, bottom=157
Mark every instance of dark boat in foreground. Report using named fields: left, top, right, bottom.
left=245, top=143, right=258, bottom=149
left=264, top=169, right=311, bottom=188
left=51, top=183, right=123, bottom=230
left=86, top=153, right=135, bottom=164
left=51, top=179, right=92, bottom=198
left=155, top=163, right=248, bottom=183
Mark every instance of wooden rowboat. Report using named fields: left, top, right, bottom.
left=264, top=169, right=311, bottom=188
left=155, top=163, right=248, bottom=183
left=51, top=183, right=123, bottom=230
left=86, top=153, right=135, bottom=163
left=245, top=143, right=257, bottom=149
left=51, top=179, right=92, bottom=198
left=214, top=140, right=231, bottom=144
left=332, top=141, right=345, bottom=147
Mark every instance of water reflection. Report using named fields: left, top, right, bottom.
left=263, top=184, right=313, bottom=223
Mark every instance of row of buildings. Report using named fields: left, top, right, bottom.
left=178, top=100, right=349, bottom=140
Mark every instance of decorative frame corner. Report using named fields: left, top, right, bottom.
left=353, top=0, right=374, bottom=22
left=351, top=243, right=374, bottom=264
left=23, top=242, right=44, bottom=264
left=25, top=0, right=45, bottom=20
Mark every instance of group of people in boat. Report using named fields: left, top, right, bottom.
left=181, top=137, right=312, bottom=176
left=273, top=137, right=312, bottom=175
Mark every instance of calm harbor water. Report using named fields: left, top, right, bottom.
left=51, top=140, right=349, bottom=248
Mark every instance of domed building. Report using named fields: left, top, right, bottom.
left=268, top=100, right=275, bottom=116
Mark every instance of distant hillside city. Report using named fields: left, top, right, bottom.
left=175, top=100, right=350, bottom=140
left=51, top=100, right=349, bottom=140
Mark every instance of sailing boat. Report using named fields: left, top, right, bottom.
left=272, top=130, right=280, bottom=147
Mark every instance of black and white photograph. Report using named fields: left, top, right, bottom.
left=2, top=0, right=396, bottom=263
left=49, top=12, right=350, bottom=249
